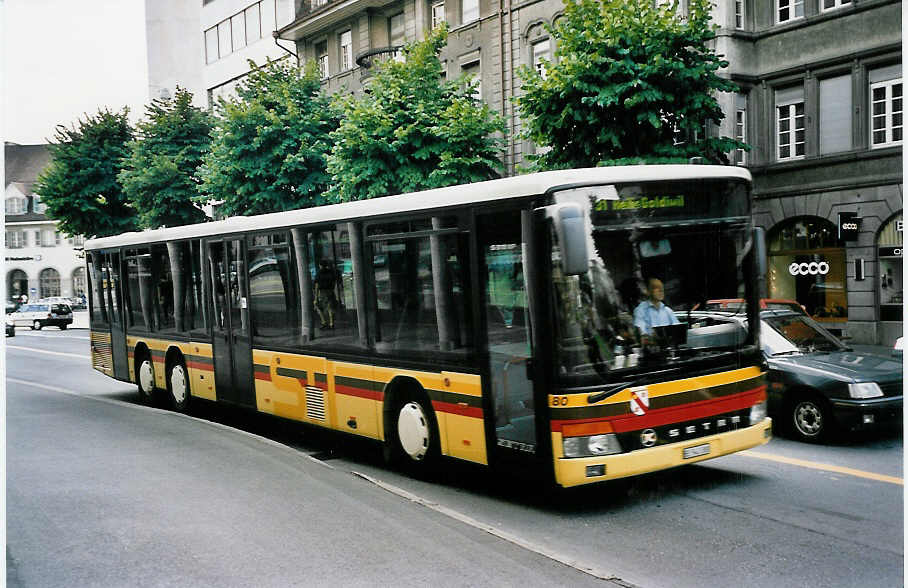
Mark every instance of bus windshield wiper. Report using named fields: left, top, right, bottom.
left=587, top=381, right=638, bottom=404
left=771, top=350, right=800, bottom=356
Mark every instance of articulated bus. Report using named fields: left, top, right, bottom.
left=85, top=165, right=771, bottom=488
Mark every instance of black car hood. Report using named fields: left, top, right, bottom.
left=768, top=351, right=903, bottom=384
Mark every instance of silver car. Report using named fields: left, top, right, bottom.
left=9, top=303, right=73, bottom=330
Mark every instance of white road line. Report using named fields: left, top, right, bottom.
left=15, top=332, right=90, bottom=340
left=6, top=345, right=86, bottom=359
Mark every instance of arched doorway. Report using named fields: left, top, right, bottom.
left=72, top=267, right=87, bottom=299
left=7, top=269, right=28, bottom=301
left=39, top=268, right=61, bottom=299
left=877, top=212, right=902, bottom=344
left=767, top=217, right=847, bottom=323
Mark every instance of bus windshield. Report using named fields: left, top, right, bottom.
left=551, top=179, right=753, bottom=385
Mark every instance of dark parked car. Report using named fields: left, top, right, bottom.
left=688, top=309, right=902, bottom=442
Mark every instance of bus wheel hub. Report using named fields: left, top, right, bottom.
left=397, top=402, right=429, bottom=460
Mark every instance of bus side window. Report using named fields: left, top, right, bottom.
left=307, top=225, right=361, bottom=347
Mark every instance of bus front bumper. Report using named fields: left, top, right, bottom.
left=553, top=418, right=772, bottom=488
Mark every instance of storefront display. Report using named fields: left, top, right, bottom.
left=767, top=218, right=847, bottom=322
left=877, top=214, right=902, bottom=322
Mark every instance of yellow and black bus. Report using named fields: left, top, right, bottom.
left=85, top=165, right=771, bottom=487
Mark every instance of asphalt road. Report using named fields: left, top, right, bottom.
left=5, top=328, right=904, bottom=587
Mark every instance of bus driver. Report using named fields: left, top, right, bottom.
left=633, top=277, right=679, bottom=337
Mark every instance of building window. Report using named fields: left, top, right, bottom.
left=33, top=195, right=46, bottom=214
left=777, top=0, right=803, bottom=23
left=246, top=3, right=262, bottom=43
left=532, top=38, right=551, bottom=79
left=39, top=268, right=61, bottom=298
left=431, top=1, right=446, bottom=29
left=734, top=95, right=747, bottom=165
left=821, top=0, right=850, bottom=11
left=870, top=68, right=903, bottom=148
left=72, top=267, right=87, bottom=299
left=33, top=230, right=40, bottom=246
left=389, top=13, right=405, bottom=60
left=339, top=30, right=353, bottom=71
left=776, top=86, right=805, bottom=160
left=768, top=217, right=847, bottom=322
left=819, top=74, right=852, bottom=154
left=218, top=20, right=232, bottom=59
left=462, top=0, right=479, bottom=24
left=231, top=13, right=247, bottom=51
left=205, top=27, right=218, bottom=63
left=316, top=40, right=329, bottom=78
left=275, top=0, right=293, bottom=27
left=735, top=0, right=745, bottom=29
left=462, top=60, right=481, bottom=101
left=5, top=197, right=25, bottom=214
left=5, top=231, right=25, bottom=249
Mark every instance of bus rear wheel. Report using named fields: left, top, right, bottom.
left=167, top=360, right=190, bottom=413
left=137, top=353, right=155, bottom=403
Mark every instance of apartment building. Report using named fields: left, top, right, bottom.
left=268, top=0, right=901, bottom=344
left=4, top=144, right=86, bottom=303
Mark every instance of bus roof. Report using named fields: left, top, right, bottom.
left=85, top=165, right=751, bottom=250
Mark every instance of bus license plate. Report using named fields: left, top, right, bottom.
left=683, top=443, right=710, bottom=459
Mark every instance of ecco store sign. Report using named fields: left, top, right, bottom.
left=789, top=261, right=830, bottom=276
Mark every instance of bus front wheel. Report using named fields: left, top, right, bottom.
left=390, top=394, right=440, bottom=473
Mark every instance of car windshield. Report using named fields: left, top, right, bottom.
left=763, top=313, right=846, bottom=353
left=550, top=179, right=754, bottom=385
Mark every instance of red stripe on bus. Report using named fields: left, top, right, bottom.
left=432, top=400, right=483, bottom=419
left=254, top=371, right=272, bottom=382
left=335, top=384, right=383, bottom=402
left=186, top=361, right=213, bottom=372
left=551, top=386, right=766, bottom=433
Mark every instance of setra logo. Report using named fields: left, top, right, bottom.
left=789, top=261, right=830, bottom=276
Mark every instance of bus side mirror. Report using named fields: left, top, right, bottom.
left=753, top=226, right=767, bottom=292
left=552, top=203, right=588, bottom=276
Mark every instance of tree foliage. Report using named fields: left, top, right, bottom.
left=516, top=0, right=746, bottom=169
left=199, top=59, right=338, bottom=216
left=327, top=28, right=506, bottom=202
left=34, top=109, right=137, bottom=238
left=119, top=87, right=212, bottom=229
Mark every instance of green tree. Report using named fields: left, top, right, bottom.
left=516, top=0, right=746, bottom=169
left=327, top=28, right=505, bottom=202
left=34, top=109, right=136, bottom=238
left=199, top=59, right=338, bottom=216
left=119, top=87, right=213, bottom=228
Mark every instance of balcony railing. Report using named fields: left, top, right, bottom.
left=355, top=46, right=403, bottom=69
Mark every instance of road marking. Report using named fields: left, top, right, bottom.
left=6, top=345, right=85, bottom=360
left=741, top=450, right=903, bottom=486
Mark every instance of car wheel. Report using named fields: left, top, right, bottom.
left=59, top=324, right=67, bottom=330
left=791, top=396, right=831, bottom=442
left=32, top=320, right=42, bottom=331
left=137, top=354, right=156, bottom=403
left=167, top=360, right=190, bottom=413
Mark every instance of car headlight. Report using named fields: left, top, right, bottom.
left=848, top=382, right=883, bottom=399
left=749, top=401, right=767, bottom=425
left=563, top=434, right=622, bottom=458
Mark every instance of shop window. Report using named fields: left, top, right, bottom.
left=768, top=217, right=847, bottom=321
left=877, top=213, right=903, bottom=322
left=39, top=268, right=61, bottom=298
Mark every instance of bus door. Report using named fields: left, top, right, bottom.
left=477, top=210, right=539, bottom=463
left=103, top=251, right=129, bottom=381
left=207, top=238, right=255, bottom=407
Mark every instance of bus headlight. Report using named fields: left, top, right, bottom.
left=563, top=434, right=622, bottom=458
left=749, top=401, right=767, bottom=425
left=848, top=382, right=883, bottom=399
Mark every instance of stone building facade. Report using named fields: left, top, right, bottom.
left=271, top=0, right=901, bottom=345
